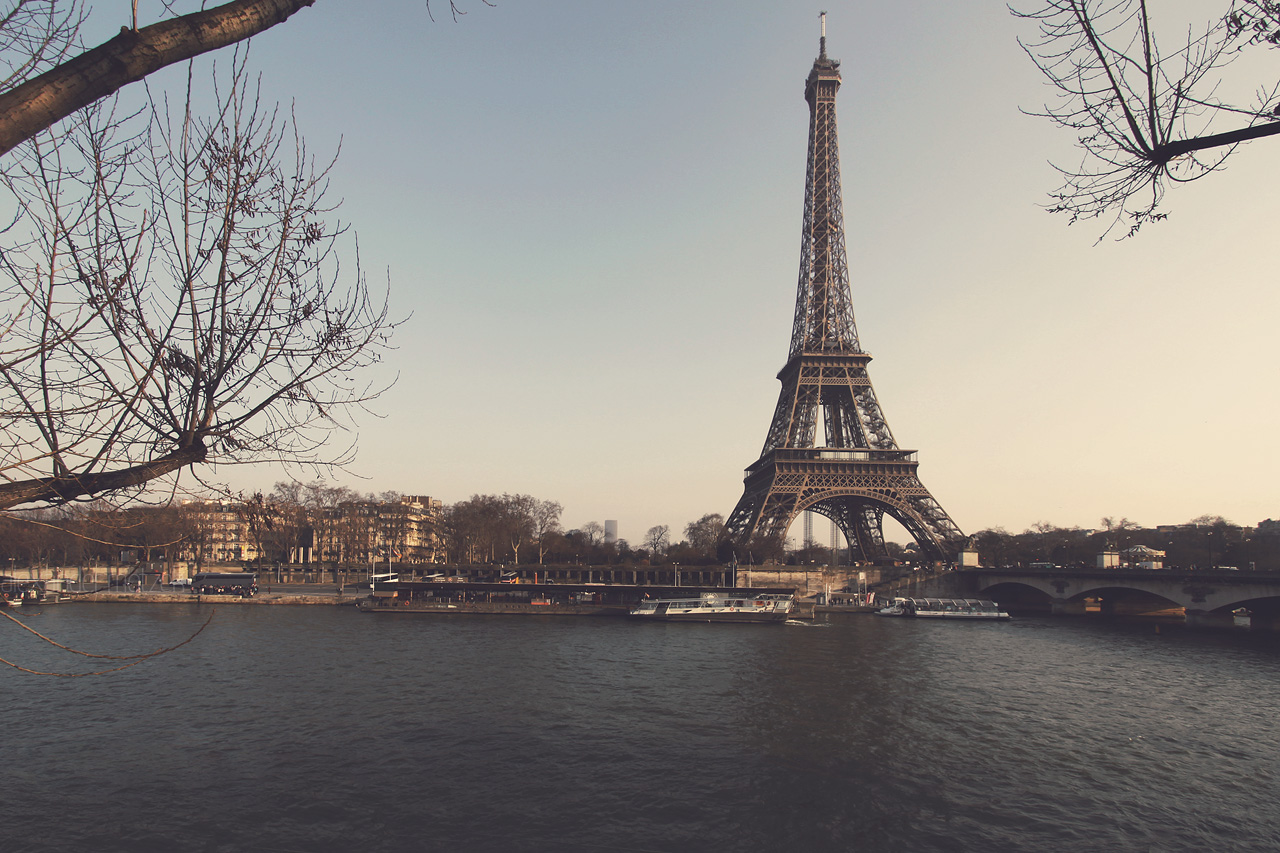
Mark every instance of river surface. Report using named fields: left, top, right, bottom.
left=3, top=604, right=1278, bottom=852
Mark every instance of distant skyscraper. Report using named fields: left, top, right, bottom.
left=604, top=520, right=618, bottom=545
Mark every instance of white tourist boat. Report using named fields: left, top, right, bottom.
left=878, top=597, right=1009, bottom=620
left=877, top=597, right=910, bottom=617
left=629, top=592, right=794, bottom=623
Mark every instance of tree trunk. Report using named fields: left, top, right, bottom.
left=0, top=0, right=316, bottom=156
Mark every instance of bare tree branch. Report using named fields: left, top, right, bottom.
left=0, top=0, right=316, bottom=157
left=1013, top=0, right=1280, bottom=237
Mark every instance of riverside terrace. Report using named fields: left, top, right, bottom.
left=358, top=581, right=799, bottom=616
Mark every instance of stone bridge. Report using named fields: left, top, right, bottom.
left=962, top=568, right=1280, bottom=629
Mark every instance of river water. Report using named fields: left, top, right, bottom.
left=3, top=604, right=1278, bottom=852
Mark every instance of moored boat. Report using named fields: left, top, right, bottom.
left=877, top=597, right=909, bottom=617
left=628, top=592, right=794, bottom=623
left=880, top=597, right=1009, bottom=620
left=21, top=587, right=56, bottom=605
left=15, top=579, right=66, bottom=605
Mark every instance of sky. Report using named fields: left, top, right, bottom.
left=77, top=1, right=1280, bottom=544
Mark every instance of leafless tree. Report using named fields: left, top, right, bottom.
left=267, top=481, right=310, bottom=562
left=300, top=480, right=354, bottom=566
left=642, top=524, right=669, bottom=562
left=442, top=496, right=498, bottom=565
left=496, top=493, right=535, bottom=565
left=683, top=512, right=725, bottom=560
left=580, top=521, right=604, bottom=548
left=529, top=497, right=562, bottom=565
left=491, top=494, right=562, bottom=565
left=237, top=491, right=280, bottom=565
left=440, top=493, right=561, bottom=565
left=333, top=499, right=377, bottom=566
left=0, top=53, right=396, bottom=510
left=1013, top=0, right=1280, bottom=237
left=375, top=491, right=413, bottom=564
left=1100, top=515, right=1142, bottom=550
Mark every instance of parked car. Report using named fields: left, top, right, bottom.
left=167, top=578, right=192, bottom=588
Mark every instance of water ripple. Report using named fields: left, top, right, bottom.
left=2, top=606, right=1278, bottom=851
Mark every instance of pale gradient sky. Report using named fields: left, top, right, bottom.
left=90, top=2, right=1280, bottom=544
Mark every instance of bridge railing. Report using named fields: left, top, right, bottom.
left=967, top=567, right=1280, bottom=582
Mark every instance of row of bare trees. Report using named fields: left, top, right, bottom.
left=0, top=490, right=755, bottom=571
left=0, top=502, right=199, bottom=570
left=969, top=515, right=1280, bottom=571
left=443, top=494, right=565, bottom=565
left=440, top=501, right=730, bottom=567
left=0, top=480, right=406, bottom=571
left=642, top=513, right=739, bottom=565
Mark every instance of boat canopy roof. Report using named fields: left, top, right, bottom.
left=908, top=598, right=1001, bottom=608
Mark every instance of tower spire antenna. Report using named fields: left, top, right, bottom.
left=819, top=10, right=827, bottom=59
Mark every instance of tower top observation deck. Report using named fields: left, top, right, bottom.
left=806, top=11, right=842, bottom=102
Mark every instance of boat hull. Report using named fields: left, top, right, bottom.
left=357, top=599, right=627, bottom=616
left=628, top=610, right=790, bottom=624
left=628, top=594, right=794, bottom=623
left=878, top=597, right=1010, bottom=620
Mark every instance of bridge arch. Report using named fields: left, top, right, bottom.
left=980, top=581, right=1054, bottom=613
left=972, top=570, right=1280, bottom=626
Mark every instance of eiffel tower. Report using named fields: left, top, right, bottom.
left=724, top=17, right=963, bottom=563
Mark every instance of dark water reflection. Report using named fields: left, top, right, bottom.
left=4, top=605, right=1278, bottom=852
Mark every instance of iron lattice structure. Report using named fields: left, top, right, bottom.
left=724, top=25, right=963, bottom=563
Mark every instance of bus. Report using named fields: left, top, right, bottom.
left=191, top=572, right=258, bottom=597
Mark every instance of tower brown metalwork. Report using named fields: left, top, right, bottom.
left=724, top=18, right=964, bottom=563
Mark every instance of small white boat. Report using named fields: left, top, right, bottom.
left=877, top=597, right=909, bottom=617
left=629, top=593, right=793, bottom=623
